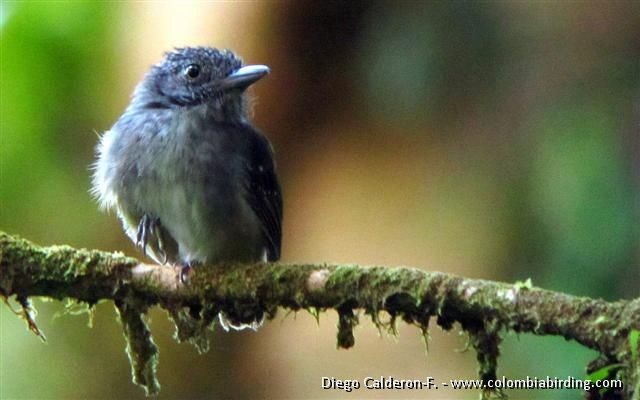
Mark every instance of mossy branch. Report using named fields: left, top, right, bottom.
left=1, top=231, right=638, bottom=399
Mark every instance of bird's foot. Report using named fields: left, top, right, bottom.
left=136, top=215, right=167, bottom=261
left=135, top=215, right=152, bottom=255
left=179, top=262, right=195, bottom=284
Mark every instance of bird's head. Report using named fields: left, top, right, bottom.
left=133, top=47, right=269, bottom=117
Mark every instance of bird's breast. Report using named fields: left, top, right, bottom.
left=124, top=114, right=262, bottom=263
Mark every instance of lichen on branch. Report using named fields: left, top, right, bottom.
left=0, top=231, right=638, bottom=399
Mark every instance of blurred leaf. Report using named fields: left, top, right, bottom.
left=529, top=104, right=635, bottom=297
left=586, top=363, right=622, bottom=383
left=0, top=2, right=118, bottom=243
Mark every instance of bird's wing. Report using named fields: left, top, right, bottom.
left=242, top=126, right=283, bottom=261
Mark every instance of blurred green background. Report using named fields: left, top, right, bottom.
left=1, top=1, right=638, bottom=399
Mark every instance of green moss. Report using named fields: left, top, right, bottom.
left=2, top=231, right=639, bottom=398
left=336, top=307, right=358, bottom=349
left=117, top=301, right=160, bottom=396
left=167, top=306, right=215, bottom=354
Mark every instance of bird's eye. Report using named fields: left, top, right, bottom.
left=185, top=64, right=200, bottom=79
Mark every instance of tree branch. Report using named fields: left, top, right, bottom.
left=0, top=231, right=638, bottom=398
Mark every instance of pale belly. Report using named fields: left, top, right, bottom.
left=122, top=176, right=265, bottom=264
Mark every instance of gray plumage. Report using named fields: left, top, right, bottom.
left=92, top=47, right=282, bottom=328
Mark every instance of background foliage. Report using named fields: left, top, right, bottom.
left=1, top=1, right=638, bottom=399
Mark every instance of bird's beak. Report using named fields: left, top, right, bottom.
left=219, top=65, right=270, bottom=91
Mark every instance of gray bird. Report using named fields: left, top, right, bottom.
left=92, top=47, right=282, bottom=328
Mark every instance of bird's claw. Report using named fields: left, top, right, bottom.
left=135, top=215, right=151, bottom=255
left=180, top=263, right=194, bottom=284
left=136, top=215, right=167, bottom=261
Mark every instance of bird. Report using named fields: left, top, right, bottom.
left=92, top=47, right=282, bottom=329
